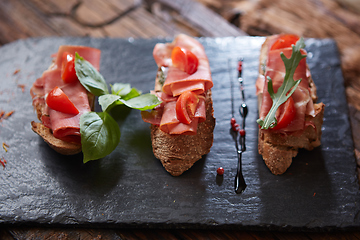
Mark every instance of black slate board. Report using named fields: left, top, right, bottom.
left=0, top=36, right=359, bottom=231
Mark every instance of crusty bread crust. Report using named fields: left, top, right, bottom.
left=31, top=121, right=82, bottom=155
left=258, top=35, right=325, bottom=175
left=258, top=102, right=325, bottom=175
left=150, top=90, right=215, bottom=176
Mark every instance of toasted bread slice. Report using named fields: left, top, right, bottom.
left=150, top=90, right=215, bottom=176
left=257, top=36, right=325, bottom=175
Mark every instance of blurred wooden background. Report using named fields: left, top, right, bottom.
left=0, top=0, right=360, bottom=239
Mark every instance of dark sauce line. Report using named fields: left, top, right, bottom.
left=238, top=58, right=247, bottom=152
left=228, top=59, right=247, bottom=194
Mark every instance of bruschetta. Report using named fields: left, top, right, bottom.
left=142, top=34, right=216, bottom=176
left=256, top=34, right=325, bottom=175
left=30, top=46, right=101, bottom=155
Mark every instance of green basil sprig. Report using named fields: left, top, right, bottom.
left=75, top=53, right=161, bottom=163
left=257, top=37, right=306, bottom=129
left=75, top=53, right=108, bottom=96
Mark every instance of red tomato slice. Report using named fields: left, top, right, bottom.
left=185, top=50, right=199, bottom=75
left=171, top=47, right=186, bottom=72
left=270, top=34, right=300, bottom=50
left=171, top=46, right=199, bottom=75
left=46, top=86, right=79, bottom=115
left=61, top=52, right=78, bottom=83
left=176, top=90, right=199, bottom=124
left=271, top=96, right=296, bottom=130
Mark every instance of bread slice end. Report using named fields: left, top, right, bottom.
left=258, top=102, right=325, bottom=175
left=31, top=121, right=82, bottom=155
left=150, top=90, right=215, bottom=176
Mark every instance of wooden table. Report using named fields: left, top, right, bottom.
left=0, top=0, right=359, bottom=238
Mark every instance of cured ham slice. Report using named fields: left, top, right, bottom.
left=31, top=46, right=101, bottom=144
left=153, top=34, right=213, bottom=97
left=257, top=36, right=315, bottom=132
left=55, top=46, right=101, bottom=71
left=42, top=68, right=91, bottom=143
left=162, top=57, right=212, bottom=97
left=142, top=34, right=212, bottom=135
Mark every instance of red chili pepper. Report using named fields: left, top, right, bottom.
left=4, top=110, right=14, bottom=119
left=1, top=110, right=14, bottom=122
left=2, top=142, right=9, bottom=152
left=0, top=158, right=6, bottom=168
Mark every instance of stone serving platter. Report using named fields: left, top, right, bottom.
left=0, top=36, right=359, bottom=231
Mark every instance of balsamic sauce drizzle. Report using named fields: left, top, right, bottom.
left=228, top=58, right=247, bottom=194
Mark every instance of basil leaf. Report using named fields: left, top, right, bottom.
left=75, top=52, right=109, bottom=96
left=119, top=93, right=162, bottom=111
left=80, top=112, right=120, bottom=163
left=98, top=94, right=121, bottom=112
left=111, top=83, right=132, bottom=96
left=122, top=88, right=141, bottom=100
left=111, top=83, right=141, bottom=100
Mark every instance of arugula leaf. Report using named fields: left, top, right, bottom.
left=257, top=37, right=307, bottom=129
left=75, top=53, right=109, bottom=96
left=80, top=112, right=121, bottom=163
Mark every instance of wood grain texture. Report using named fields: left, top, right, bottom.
left=0, top=0, right=245, bottom=43
left=144, top=0, right=247, bottom=37
left=9, top=228, right=360, bottom=240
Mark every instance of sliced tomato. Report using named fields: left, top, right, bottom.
left=171, top=47, right=186, bottom=72
left=270, top=34, right=300, bottom=50
left=176, top=90, right=199, bottom=124
left=185, top=50, right=199, bottom=74
left=271, top=96, right=296, bottom=130
left=61, top=52, right=78, bottom=83
left=171, top=46, right=199, bottom=75
left=46, top=86, right=79, bottom=115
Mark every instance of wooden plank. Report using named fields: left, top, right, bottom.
left=144, top=0, right=247, bottom=37
left=75, top=0, right=139, bottom=27
left=0, top=0, right=59, bottom=44
left=0, top=0, right=247, bottom=46
left=103, top=7, right=193, bottom=38
left=29, top=0, right=78, bottom=14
